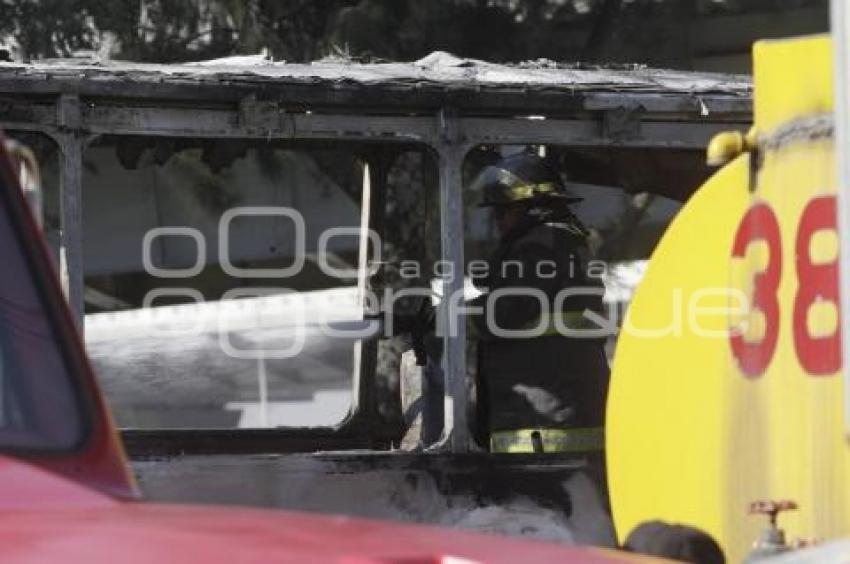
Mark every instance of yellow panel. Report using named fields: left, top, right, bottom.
left=753, top=35, right=832, bottom=134
left=607, top=34, right=850, bottom=562
left=606, top=154, right=751, bottom=557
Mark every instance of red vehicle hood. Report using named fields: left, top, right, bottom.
left=0, top=456, right=647, bottom=563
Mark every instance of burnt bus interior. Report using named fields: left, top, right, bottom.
left=0, top=57, right=750, bottom=535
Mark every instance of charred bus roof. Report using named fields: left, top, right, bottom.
left=0, top=51, right=750, bottom=119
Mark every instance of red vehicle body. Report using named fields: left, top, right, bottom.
left=0, top=136, right=646, bottom=563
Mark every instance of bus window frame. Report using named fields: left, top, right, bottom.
left=9, top=97, right=748, bottom=457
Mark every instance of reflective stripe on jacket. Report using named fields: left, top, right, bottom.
left=490, top=427, right=605, bottom=453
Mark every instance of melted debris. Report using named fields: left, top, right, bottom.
left=0, top=50, right=751, bottom=98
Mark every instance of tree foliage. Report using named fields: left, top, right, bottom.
left=0, top=0, right=828, bottom=66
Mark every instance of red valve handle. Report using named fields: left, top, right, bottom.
left=748, top=500, right=798, bottom=526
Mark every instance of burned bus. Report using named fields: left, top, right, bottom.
left=0, top=52, right=749, bottom=546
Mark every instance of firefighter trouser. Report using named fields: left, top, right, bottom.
left=490, top=427, right=604, bottom=454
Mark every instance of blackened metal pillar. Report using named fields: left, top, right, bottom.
left=435, top=108, right=471, bottom=453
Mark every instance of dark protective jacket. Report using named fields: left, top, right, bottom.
left=470, top=208, right=610, bottom=438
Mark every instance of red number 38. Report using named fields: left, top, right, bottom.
left=730, top=195, right=841, bottom=378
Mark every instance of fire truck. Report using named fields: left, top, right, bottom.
left=607, top=8, right=850, bottom=563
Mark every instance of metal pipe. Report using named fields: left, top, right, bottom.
left=349, top=161, right=374, bottom=420
left=831, top=0, right=850, bottom=436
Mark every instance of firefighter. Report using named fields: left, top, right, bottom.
left=468, top=152, right=610, bottom=454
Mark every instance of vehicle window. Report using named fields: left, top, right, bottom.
left=81, top=137, right=436, bottom=431
left=0, top=142, right=84, bottom=450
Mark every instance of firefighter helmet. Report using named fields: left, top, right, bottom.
left=470, top=153, right=582, bottom=208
